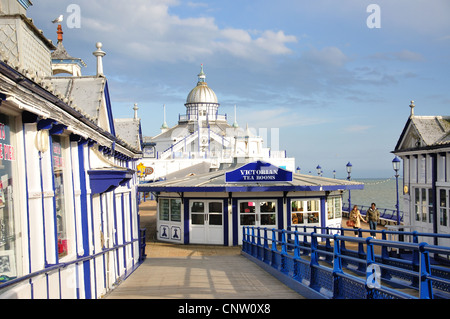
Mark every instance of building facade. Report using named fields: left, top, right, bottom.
left=138, top=161, right=363, bottom=246
left=393, top=102, right=450, bottom=247
left=0, top=1, right=143, bottom=298
left=141, top=65, right=296, bottom=181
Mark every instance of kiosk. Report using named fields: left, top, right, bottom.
left=138, top=161, right=364, bottom=246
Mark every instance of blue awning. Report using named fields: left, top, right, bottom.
left=88, top=168, right=134, bottom=194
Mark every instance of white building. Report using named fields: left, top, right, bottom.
left=141, top=65, right=295, bottom=181
left=0, top=1, right=143, bottom=298
left=393, top=101, right=450, bottom=247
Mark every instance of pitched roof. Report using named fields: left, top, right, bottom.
left=138, top=161, right=364, bottom=193
left=395, top=115, right=450, bottom=152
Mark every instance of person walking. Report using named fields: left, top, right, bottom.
left=349, top=205, right=366, bottom=235
left=366, top=203, right=380, bottom=238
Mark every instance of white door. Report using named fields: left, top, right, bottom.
left=438, top=188, right=450, bottom=247
left=190, top=200, right=223, bottom=245
left=238, top=200, right=277, bottom=245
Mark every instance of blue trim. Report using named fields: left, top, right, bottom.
left=78, top=142, right=92, bottom=299
left=223, top=198, right=229, bottom=246
left=138, top=184, right=364, bottom=193
left=183, top=198, right=189, bottom=244
left=232, top=198, right=238, bottom=246
left=277, top=198, right=284, bottom=230
left=103, top=81, right=116, bottom=136
left=88, top=169, right=134, bottom=194
left=18, top=0, right=32, bottom=9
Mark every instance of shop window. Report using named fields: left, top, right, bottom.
left=327, top=197, right=342, bottom=220
left=291, top=199, right=320, bottom=225
left=239, top=200, right=276, bottom=227
left=52, top=135, right=68, bottom=258
left=0, top=114, right=18, bottom=282
left=414, top=187, right=433, bottom=223
left=159, top=198, right=182, bottom=222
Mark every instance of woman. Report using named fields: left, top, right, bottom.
left=349, top=205, right=366, bottom=235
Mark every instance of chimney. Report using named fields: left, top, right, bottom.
left=92, top=42, right=106, bottom=77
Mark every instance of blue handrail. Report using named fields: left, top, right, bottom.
left=242, top=226, right=450, bottom=299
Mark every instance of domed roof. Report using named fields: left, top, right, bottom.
left=186, top=65, right=219, bottom=105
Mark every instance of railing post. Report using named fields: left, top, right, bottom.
left=281, top=230, right=288, bottom=274
left=332, top=234, right=343, bottom=299
left=271, top=229, right=279, bottom=269
left=357, top=229, right=366, bottom=272
left=419, top=243, right=433, bottom=299
left=309, top=232, right=319, bottom=290
left=365, top=238, right=380, bottom=299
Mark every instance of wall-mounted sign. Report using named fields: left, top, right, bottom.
left=225, top=161, right=293, bottom=183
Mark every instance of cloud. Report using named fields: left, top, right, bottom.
left=370, top=50, right=425, bottom=62
left=68, top=0, right=297, bottom=63
left=302, top=46, right=349, bottom=68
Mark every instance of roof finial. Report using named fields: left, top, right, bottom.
left=409, top=100, right=415, bottom=118
left=161, top=104, right=169, bottom=130
left=197, top=64, right=206, bottom=84
left=57, top=24, right=63, bottom=43
left=133, top=103, right=139, bottom=120
left=93, top=42, right=106, bottom=77
left=232, top=104, right=239, bottom=128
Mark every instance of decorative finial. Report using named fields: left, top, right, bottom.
left=232, top=104, right=239, bottom=128
left=57, top=24, right=63, bottom=43
left=409, top=100, right=415, bottom=117
left=133, top=103, right=139, bottom=120
left=93, top=42, right=106, bottom=77
left=197, top=64, right=206, bottom=84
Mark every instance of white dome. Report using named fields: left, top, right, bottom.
left=186, top=83, right=218, bottom=104
left=186, top=65, right=219, bottom=105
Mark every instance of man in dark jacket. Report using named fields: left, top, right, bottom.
left=367, top=203, right=380, bottom=238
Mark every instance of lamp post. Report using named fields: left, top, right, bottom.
left=392, top=156, right=401, bottom=226
left=316, top=165, right=322, bottom=176
left=296, top=166, right=301, bottom=174
left=346, top=162, right=352, bottom=211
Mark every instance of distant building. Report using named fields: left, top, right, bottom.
left=141, top=65, right=295, bottom=181
left=393, top=101, right=450, bottom=246
left=0, top=0, right=143, bottom=298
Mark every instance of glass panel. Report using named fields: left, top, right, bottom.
left=327, top=199, right=333, bottom=220
left=307, top=200, right=320, bottom=212
left=335, top=197, right=342, bottom=218
left=307, top=212, right=319, bottom=224
left=191, top=214, right=205, bottom=225
left=422, top=188, right=427, bottom=222
left=52, top=136, right=67, bottom=258
left=260, top=201, right=275, bottom=212
left=261, top=214, right=276, bottom=225
left=0, top=114, right=18, bottom=281
left=159, top=199, right=169, bottom=221
left=291, top=213, right=304, bottom=225
left=240, top=214, right=255, bottom=226
left=428, top=189, right=433, bottom=223
left=191, top=201, right=204, bottom=212
left=291, top=200, right=304, bottom=212
left=240, top=202, right=255, bottom=213
left=415, top=188, right=420, bottom=221
left=440, top=189, right=447, bottom=226
left=170, top=199, right=181, bottom=222
left=209, top=202, right=222, bottom=213
left=209, top=214, right=222, bottom=226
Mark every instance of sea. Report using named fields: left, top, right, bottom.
left=342, top=178, right=404, bottom=212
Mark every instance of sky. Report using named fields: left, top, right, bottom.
left=27, top=0, right=450, bottom=178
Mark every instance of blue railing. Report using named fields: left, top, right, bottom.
left=342, top=204, right=404, bottom=223
left=242, top=226, right=450, bottom=299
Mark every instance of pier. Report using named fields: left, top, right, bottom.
left=105, top=201, right=450, bottom=299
